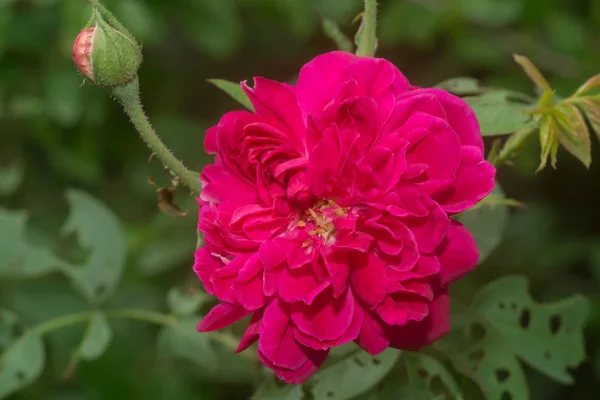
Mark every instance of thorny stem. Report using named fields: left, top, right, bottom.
left=112, top=76, right=202, bottom=194
left=356, top=0, right=378, bottom=57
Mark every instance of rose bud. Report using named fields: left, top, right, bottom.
left=72, top=1, right=142, bottom=87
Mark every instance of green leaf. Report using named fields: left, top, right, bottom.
left=456, top=184, right=509, bottom=264
left=403, top=353, right=464, bottom=400
left=309, top=349, right=401, bottom=400
left=537, top=114, right=558, bottom=172
left=252, top=376, right=303, bottom=400
left=0, top=332, right=45, bottom=399
left=77, top=313, right=112, bottom=361
left=435, top=77, right=483, bottom=96
left=322, top=18, right=353, bottom=53
left=513, top=54, right=551, bottom=92
left=157, top=317, right=217, bottom=372
left=0, top=309, right=19, bottom=349
left=439, top=276, right=590, bottom=400
left=555, top=103, right=591, bottom=168
left=166, top=288, right=210, bottom=317
left=578, top=98, right=600, bottom=142
left=0, top=161, right=23, bottom=197
left=473, top=276, right=589, bottom=384
left=574, top=74, right=600, bottom=97
left=0, top=211, right=64, bottom=278
left=59, top=190, right=125, bottom=302
left=464, top=92, right=537, bottom=135
left=207, top=79, right=254, bottom=111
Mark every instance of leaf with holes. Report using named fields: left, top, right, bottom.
left=464, top=92, right=537, bottom=136
left=440, top=276, right=589, bottom=400
left=473, top=276, right=589, bottom=384
left=166, top=287, right=211, bottom=316
left=456, top=183, right=509, bottom=264
left=59, top=190, right=126, bottom=302
left=403, top=353, right=464, bottom=400
left=252, top=376, right=303, bottom=400
left=0, top=211, right=65, bottom=279
left=157, top=317, right=217, bottom=373
left=435, top=77, right=484, bottom=96
left=208, top=79, right=254, bottom=111
left=309, top=349, right=401, bottom=400
left=0, top=332, right=45, bottom=399
left=70, top=313, right=112, bottom=367
left=0, top=161, right=23, bottom=197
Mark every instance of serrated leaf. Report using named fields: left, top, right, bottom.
left=555, top=104, right=591, bottom=168
left=456, top=184, right=509, bottom=264
left=435, top=77, right=483, bottom=95
left=59, top=190, right=126, bottom=302
left=252, top=376, right=303, bottom=400
left=439, top=276, right=589, bottom=400
left=537, top=115, right=558, bottom=172
left=578, top=98, right=600, bottom=142
left=309, top=349, right=401, bottom=400
left=574, top=74, right=600, bottom=97
left=166, top=287, right=210, bottom=316
left=513, top=54, right=550, bottom=92
left=0, top=161, right=23, bottom=197
left=403, top=353, right=464, bottom=400
left=473, top=276, right=589, bottom=384
left=207, top=79, right=254, bottom=111
left=157, top=317, right=217, bottom=372
left=0, top=332, right=45, bottom=399
left=464, top=92, right=537, bottom=136
left=0, top=211, right=64, bottom=278
left=322, top=18, right=353, bottom=53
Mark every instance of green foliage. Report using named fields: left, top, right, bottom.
left=208, top=79, right=255, bottom=111
left=0, top=162, right=23, bottom=197
left=0, top=331, right=45, bottom=399
left=59, top=190, right=126, bottom=303
left=439, top=276, right=589, bottom=399
left=456, top=184, right=511, bottom=264
left=464, top=91, right=537, bottom=136
left=309, top=349, right=401, bottom=400
left=401, top=353, right=464, bottom=400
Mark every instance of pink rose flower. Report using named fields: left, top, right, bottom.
left=194, top=51, right=495, bottom=383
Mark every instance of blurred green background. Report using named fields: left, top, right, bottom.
left=1, top=0, right=600, bottom=398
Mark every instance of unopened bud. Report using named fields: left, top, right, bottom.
left=72, top=1, right=142, bottom=87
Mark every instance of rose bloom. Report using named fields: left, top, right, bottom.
left=194, top=51, right=495, bottom=383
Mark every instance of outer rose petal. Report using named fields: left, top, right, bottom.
left=259, top=299, right=310, bottom=370
left=356, top=311, right=390, bottom=356
left=434, top=146, right=496, bottom=214
left=437, top=220, right=479, bottom=286
left=197, top=303, right=251, bottom=332
left=388, top=292, right=450, bottom=351
left=193, top=247, right=222, bottom=295
left=297, top=51, right=409, bottom=122
left=259, top=348, right=329, bottom=384
left=236, top=308, right=264, bottom=353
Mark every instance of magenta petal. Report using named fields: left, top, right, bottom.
left=233, top=275, right=267, bottom=311
left=350, top=253, right=387, bottom=307
left=291, top=287, right=355, bottom=341
left=403, top=200, right=450, bottom=254
left=278, top=265, right=329, bottom=305
left=388, top=292, right=450, bottom=351
left=259, top=348, right=329, bottom=385
left=294, top=300, right=363, bottom=350
left=197, top=303, right=251, bottom=332
left=324, top=251, right=350, bottom=297
left=258, top=299, right=309, bottom=370
left=437, top=220, right=479, bottom=285
left=193, top=247, right=222, bottom=295
left=435, top=146, right=496, bottom=214
left=236, top=308, right=264, bottom=353
left=356, top=311, right=390, bottom=356
left=258, top=239, right=289, bottom=270
left=377, top=294, right=429, bottom=326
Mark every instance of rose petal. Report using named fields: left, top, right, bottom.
left=437, top=220, right=479, bottom=285
left=197, top=302, right=251, bottom=332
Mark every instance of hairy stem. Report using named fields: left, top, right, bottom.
left=112, top=76, right=201, bottom=193
left=356, top=0, right=378, bottom=57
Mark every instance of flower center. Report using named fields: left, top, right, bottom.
left=297, top=200, right=347, bottom=245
